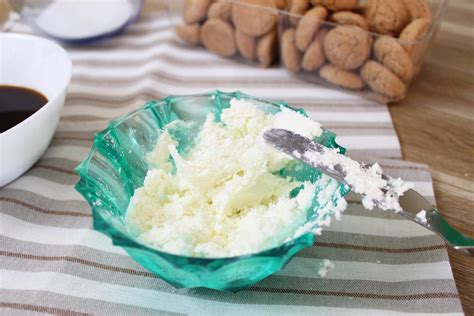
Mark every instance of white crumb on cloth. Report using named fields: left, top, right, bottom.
left=318, top=259, right=335, bottom=278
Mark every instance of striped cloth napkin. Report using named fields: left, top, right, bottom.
left=0, top=13, right=463, bottom=315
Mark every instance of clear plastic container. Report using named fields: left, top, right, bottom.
left=278, top=0, right=449, bottom=103
left=167, top=0, right=281, bottom=68
left=166, top=0, right=448, bottom=103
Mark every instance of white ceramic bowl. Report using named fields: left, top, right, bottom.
left=0, top=33, right=72, bottom=187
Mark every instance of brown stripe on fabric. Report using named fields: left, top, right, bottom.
left=72, top=71, right=318, bottom=88
left=316, top=242, right=446, bottom=253
left=318, top=231, right=443, bottom=249
left=58, top=113, right=397, bottom=133
left=0, top=251, right=155, bottom=278
left=54, top=136, right=94, bottom=142
left=1, top=250, right=459, bottom=305
left=69, top=46, right=231, bottom=67
left=247, top=287, right=459, bottom=300
left=34, top=164, right=76, bottom=176
left=0, top=302, right=90, bottom=316
left=25, top=168, right=78, bottom=186
left=1, top=290, right=185, bottom=316
left=0, top=198, right=91, bottom=218
left=62, top=94, right=382, bottom=110
left=65, top=92, right=162, bottom=104
left=51, top=139, right=93, bottom=148
left=63, top=92, right=382, bottom=110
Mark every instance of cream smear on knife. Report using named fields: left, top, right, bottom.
left=301, top=147, right=413, bottom=212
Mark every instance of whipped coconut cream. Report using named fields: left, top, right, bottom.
left=416, top=210, right=428, bottom=224
left=126, top=97, right=410, bottom=258
left=126, top=98, right=340, bottom=258
left=318, top=259, right=335, bottom=278
left=302, top=148, right=412, bottom=212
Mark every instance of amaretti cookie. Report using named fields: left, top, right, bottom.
left=295, top=6, right=328, bottom=51
left=361, top=60, right=406, bottom=98
left=402, top=0, right=432, bottom=22
left=183, top=0, right=212, bottom=24
left=281, top=28, right=302, bottom=72
left=207, top=1, right=233, bottom=22
left=320, top=64, right=364, bottom=89
left=364, top=0, right=410, bottom=35
left=330, top=11, right=368, bottom=30
left=323, top=25, right=371, bottom=70
left=311, top=0, right=359, bottom=11
left=399, top=18, right=431, bottom=63
left=236, top=30, right=257, bottom=60
left=374, top=36, right=414, bottom=82
left=232, top=0, right=277, bottom=37
left=176, top=24, right=201, bottom=45
left=201, top=19, right=237, bottom=57
left=257, top=31, right=279, bottom=67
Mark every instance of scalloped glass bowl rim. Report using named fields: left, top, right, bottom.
left=75, top=90, right=347, bottom=262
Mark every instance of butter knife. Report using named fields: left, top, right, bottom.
left=263, top=128, right=474, bottom=256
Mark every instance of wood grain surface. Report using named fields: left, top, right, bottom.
left=1, top=0, right=472, bottom=313
left=389, top=1, right=474, bottom=313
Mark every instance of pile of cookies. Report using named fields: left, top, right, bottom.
left=176, top=0, right=285, bottom=67
left=281, top=0, right=433, bottom=101
left=174, top=0, right=434, bottom=102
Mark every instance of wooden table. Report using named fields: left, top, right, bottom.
left=1, top=0, right=472, bottom=313
left=389, top=1, right=474, bottom=313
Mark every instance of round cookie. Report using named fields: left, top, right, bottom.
left=207, top=1, right=233, bottom=22
left=402, top=0, right=432, bottom=22
left=235, top=30, right=257, bottom=60
left=302, top=39, right=324, bottom=72
left=176, top=24, right=201, bottom=45
left=289, top=0, right=311, bottom=26
left=373, top=36, right=414, bottom=82
left=295, top=6, right=328, bottom=52
left=257, top=31, right=278, bottom=67
left=413, top=63, right=423, bottom=76
left=360, top=60, right=406, bottom=99
left=320, top=64, right=364, bottom=89
left=281, top=28, right=302, bottom=72
left=315, top=27, right=328, bottom=43
left=399, top=18, right=431, bottom=64
left=330, top=11, right=368, bottom=30
left=201, top=19, right=237, bottom=57
left=182, top=0, right=212, bottom=24
left=359, top=90, right=391, bottom=104
left=232, top=0, right=277, bottom=37
left=364, top=0, right=410, bottom=35
left=323, top=25, right=371, bottom=70
left=311, top=0, right=359, bottom=11
left=273, top=0, right=288, bottom=9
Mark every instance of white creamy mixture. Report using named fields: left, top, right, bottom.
left=317, top=259, right=335, bottom=278
left=126, top=97, right=410, bottom=258
left=35, top=0, right=134, bottom=39
left=416, top=210, right=428, bottom=224
left=302, top=148, right=412, bottom=211
left=126, top=99, right=334, bottom=257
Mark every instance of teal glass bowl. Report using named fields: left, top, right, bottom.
left=75, top=91, right=348, bottom=292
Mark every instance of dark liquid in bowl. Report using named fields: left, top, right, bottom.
left=0, top=85, right=48, bottom=133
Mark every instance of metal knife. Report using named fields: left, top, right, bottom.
left=263, top=128, right=474, bottom=256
